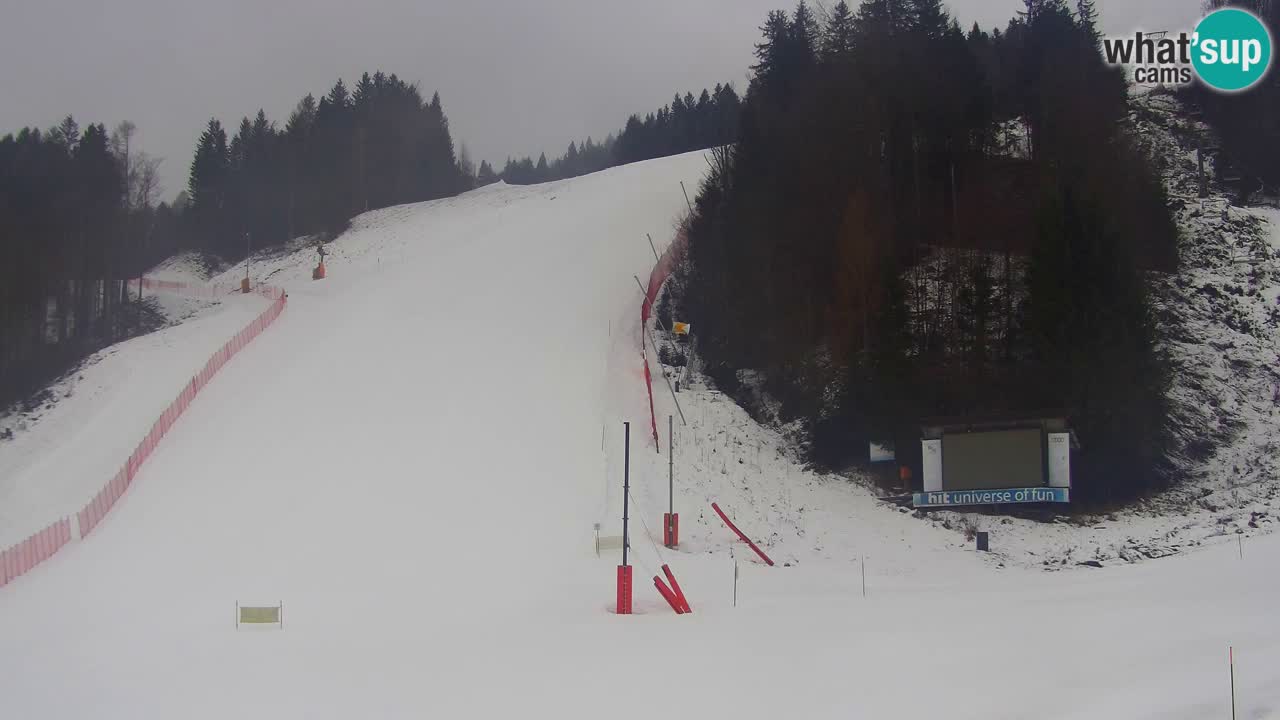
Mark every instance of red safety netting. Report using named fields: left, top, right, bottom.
left=0, top=518, right=72, bottom=589
left=0, top=279, right=286, bottom=589
left=639, top=229, right=688, bottom=449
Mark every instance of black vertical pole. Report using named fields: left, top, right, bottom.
left=1230, top=647, right=1236, bottom=720
left=668, top=415, right=674, bottom=518
left=623, top=421, right=630, bottom=568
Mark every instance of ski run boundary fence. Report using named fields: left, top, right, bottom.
left=0, top=277, right=287, bottom=589
left=640, top=228, right=688, bottom=449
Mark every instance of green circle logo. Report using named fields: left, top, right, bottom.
left=1192, top=8, right=1273, bottom=92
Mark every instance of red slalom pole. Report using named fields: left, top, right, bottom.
left=653, top=576, right=684, bottom=614
left=711, top=502, right=774, bottom=566
left=662, top=564, right=691, bottom=613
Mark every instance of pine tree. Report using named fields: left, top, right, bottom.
left=51, top=115, right=81, bottom=152
left=752, top=10, right=792, bottom=86
left=714, top=83, right=741, bottom=142
left=790, top=1, right=821, bottom=61
left=284, top=94, right=317, bottom=240
left=821, top=1, right=857, bottom=59
left=1076, top=0, right=1099, bottom=42
left=564, top=141, right=580, bottom=177
left=327, top=78, right=350, bottom=109
left=907, top=0, right=951, bottom=40
left=855, top=0, right=909, bottom=37
left=187, top=119, right=230, bottom=246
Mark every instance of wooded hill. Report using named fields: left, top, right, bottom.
left=672, top=0, right=1181, bottom=505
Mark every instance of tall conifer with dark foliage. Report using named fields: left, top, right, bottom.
left=188, top=119, right=230, bottom=255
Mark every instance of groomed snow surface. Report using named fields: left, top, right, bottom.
left=1, top=151, right=1277, bottom=719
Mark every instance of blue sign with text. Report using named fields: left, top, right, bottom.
left=912, top=487, right=1069, bottom=507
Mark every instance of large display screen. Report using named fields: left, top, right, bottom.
left=942, top=429, right=1043, bottom=490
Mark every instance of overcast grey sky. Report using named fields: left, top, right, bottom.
left=0, top=0, right=1202, bottom=199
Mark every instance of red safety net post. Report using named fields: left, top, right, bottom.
left=616, top=565, right=633, bottom=614
left=711, top=502, right=775, bottom=567
left=661, top=564, right=691, bottom=613
left=653, top=575, right=685, bottom=614
left=663, top=512, right=679, bottom=548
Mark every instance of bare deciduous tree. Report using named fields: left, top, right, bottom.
left=131, top=153, right=163, bottom=210
left=457, top=143, right=476, bottom=187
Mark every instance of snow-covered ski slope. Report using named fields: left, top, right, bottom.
left=1, top=152, right=1277, bottom=719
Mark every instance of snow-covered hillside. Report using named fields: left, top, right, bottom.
left=0, top=151, right=1277, bottom=719
left=0, top=286, right=261, bottom=547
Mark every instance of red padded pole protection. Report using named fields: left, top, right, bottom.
left=661, top=564, right=691, bottom=613
left=653, top=576, right=685, bottom=614
left=616, top=565, right=633, bottom=615
left=711, top=502, right=775, bottom=566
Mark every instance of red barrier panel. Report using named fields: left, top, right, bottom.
left=2, top=277, right=287, bottom=589
left=711, top=502, right=775, bottom=567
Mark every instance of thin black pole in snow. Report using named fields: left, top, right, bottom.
left=1238, top=534, right=1243, bottom=560
left=1230, top=646, right=1236, bottom=720
left=647, top=233, right=661, bottom=263
left=622, top=422, right=630, bottom=569
left=669, top=415, right=674, bottom=518
left=862, top=556, right=866, bottom=598
left=680, top=181, right=694, bottom=217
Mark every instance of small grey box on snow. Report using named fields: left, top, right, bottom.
left=976, top=532, right=989, bottom=552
